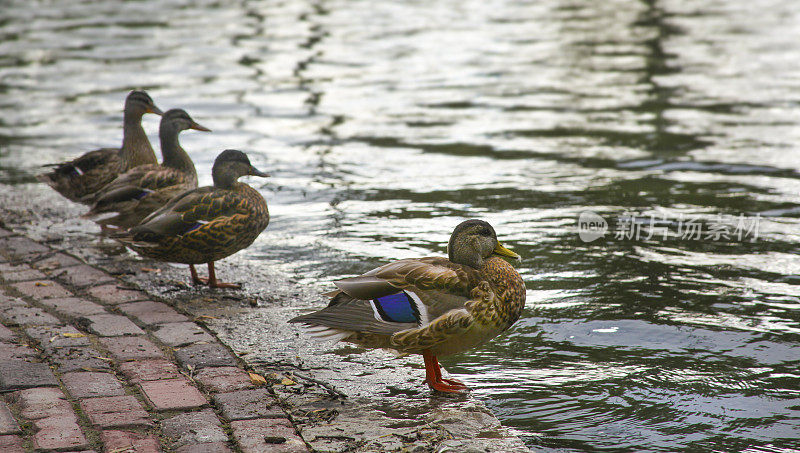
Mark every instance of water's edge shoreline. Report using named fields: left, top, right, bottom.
left=0, top=181, right=530, bottom=452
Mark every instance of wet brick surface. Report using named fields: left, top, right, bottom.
left=118, top=359, right=182, bottom=383
left=10, top=280, right=72, bottom=299
left=0, top=305, right=61, bottom=326
left=31, top=253, right=81, bottom=270
left=139, top=378, right=208, bottom=411
left=87, top=284, right=148, bottom=305
left=175, top=442, right=233, bottom=453
left=61, top=372, right=126, bottom=399
left=101, top=430, right=161, bottom=453
left=231, top=418, right=308, bottom=453
left=193, top=366, right=256, bottom=393
left=162, top=409, right=228, bottom=447
left=31, top=414, right=88, bottom=451
left=152, top=322, right=214, bottom=347
left=212, top=389, right=285, bottom=421
left=80, top=395, right=154, bottom=429
left=1, top=268, right=46, bottom=282
left=38, top=297, right=106, bottom=317
left=173, top=342, right=238, bottom=370
left=118, top=301, right=189, bottom=325
left=0, top=434, right=25, bottom=452
left=98, top=336, right=165, bottom=361
left=0, top=402, right=20, bottom=435
left=81, top=314, right=145, bottom=336
left=9, top=387, right=72, bottom=419
left=46, top=345, right=112, bottom=373
left=0, top=305, right=60, bottom=326
left=51, top=264, right=115, bottom=288
left=0, top=237, right=50, bottom=260
left=0, top=362, right=58, bottom=392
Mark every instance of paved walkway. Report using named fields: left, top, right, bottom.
left=0, top=226, right=307, bottom=452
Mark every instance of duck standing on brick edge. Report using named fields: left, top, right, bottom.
left=289, top=219, right=526, bottom=393
left=112, top=149, right=270, bottom=289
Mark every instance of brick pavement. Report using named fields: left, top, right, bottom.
left=0, top=226, right=309, bottom=452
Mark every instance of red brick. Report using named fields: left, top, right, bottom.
left=0, top=363, right=59, bottom=392
left=80, top=395, right=153, bottom=429
left=0, top=305, right=60, bottom=326
left=1, top=268, right=46, bottom=282
left=52, top=264, right=115, bottom=288
left=139, top=378, right=207, bottom=411
left=0, top=401, right=20, bottom=435
left=231, top=418, right=308, bottom=453
left=152, top=322, right=214, bottom=347
left=11, top=280, right=72, bottom=299
left=174, top=343, right=238, bottom=371
left=31, top=253, right=81, bottom=271
left=98, top=336, right=164, bottom=361
left=101, top=430, right=160, bottom=453
left=87, top=284, right=147, bottom=305
left=0, top=295, right=26, bottom=310
left=162, top=409, right=227, bottom=447
left=32, top=414, right=88, bottom=451
left=194, top=367, right=255, bottom=393
left=47, top=345, right=112, bottom=373
left=0, top=236, right=49, bottom=260
left=0, top=435, right=24, bottom=452
left=118, top=359, right=181, bottom=383
left=118, top=301, right=188, bottom=325
left=62, top=372, right=125, bottom=399
left=0, top=325, right=15, bottom=341
left=83, top=314, right=144, bottom=336
left=0, top=342, right=37, bottom=360
left=9, top=387, right=72, bottom=419
left=39, top=297, right=106, bottom=317
left=26, top=325, right=90, bottom=348
left=176, top=442, right=232, bottom=453
left=212, top=389, right=284, bottom=421
left=0, top=262, right=27, bottom=273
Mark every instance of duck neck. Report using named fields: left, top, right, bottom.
left=212, top=169, right=238, bottom=190
left=120, top=110, right=157, bottom=170
left=159, top=124, right=197, bottom=180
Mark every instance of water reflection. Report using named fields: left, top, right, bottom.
left=1, top=0, right=799, bottom=450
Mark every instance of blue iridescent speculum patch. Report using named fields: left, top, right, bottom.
left=373, top=292, right=419, bottom=323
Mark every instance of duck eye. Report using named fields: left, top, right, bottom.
left=480, top=228, right=492, bottom=236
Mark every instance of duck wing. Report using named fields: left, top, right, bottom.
left=290, top=257, right=482, bottom=340
left=83, top=165, right=192, bottom=217
left=38, top=148, right=120, bottom=202
left=115, top=186, right=249, bottom=243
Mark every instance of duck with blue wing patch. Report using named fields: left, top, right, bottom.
left=290, top=219, right=526, bottom=393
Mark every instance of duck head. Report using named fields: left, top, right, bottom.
left=212, top=149, right=269, bottom=188
left=447, top=219, right=520, bottom=269
left=125, top=90, right=163, bottom=118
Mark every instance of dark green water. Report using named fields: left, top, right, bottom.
left=1, top=0, right=799, bottom=450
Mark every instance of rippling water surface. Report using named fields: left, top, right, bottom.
left=2, top=0, right=799, bottom=450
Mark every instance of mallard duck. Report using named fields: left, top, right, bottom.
left=83, top=109, right=209, bottom=230
left=37, top=90, right=162, bottom=202
left=289, top=219, right=525, bottom=393
left=112, top=149, right=270, bottom=289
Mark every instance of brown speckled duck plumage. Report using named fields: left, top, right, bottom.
left=113, top=149, right=270, bottom=289
left=37, top=90, right=162, bottom=203
left=289, top=219, right=525, bottom=393
left=83, top=108, right=209, bottom=229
